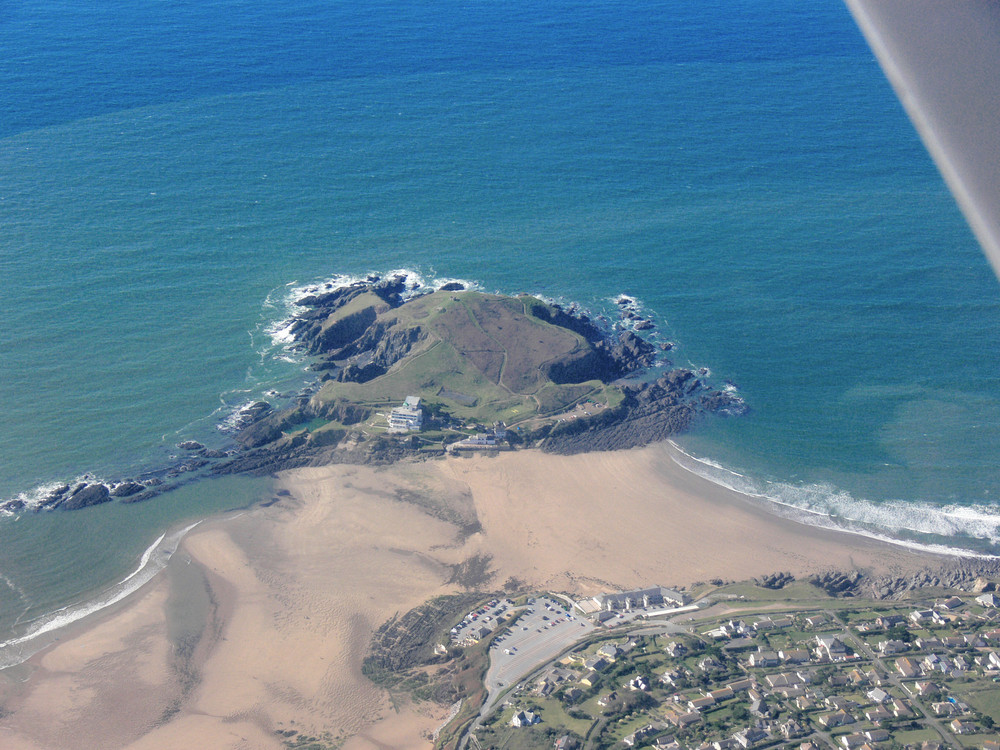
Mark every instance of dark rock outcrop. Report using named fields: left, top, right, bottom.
left=538, top=370, right=741, bottom=455
left=755, top=572, right=795, bottom=589
left=60, top=483, right=112, bottom=510
left=111, top=481, right=145, bottom=497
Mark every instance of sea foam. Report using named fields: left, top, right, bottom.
left=668, top=442, right=1000, bottom=558
left=0, top=521, right=201, bottom=669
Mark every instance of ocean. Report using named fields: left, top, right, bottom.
left=2, top=0, right=999, bottom=659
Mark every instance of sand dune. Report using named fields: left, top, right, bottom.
left=0, top=444, right=946, bottom=749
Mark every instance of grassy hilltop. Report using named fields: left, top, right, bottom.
left=308, top=289, right=625, bottom=427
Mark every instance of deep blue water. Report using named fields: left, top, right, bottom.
left=2, top=0, right=999, bottom=649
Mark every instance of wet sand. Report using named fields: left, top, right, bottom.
left=0, top=443, right=949, bottom=749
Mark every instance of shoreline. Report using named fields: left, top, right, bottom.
left=667, top=441, right=1000, bottom=560
left=0, top=521, right=204, bottom=671
left=0, top=443, right=994, bottom=748
left=0, top=438, right=993, bottom=677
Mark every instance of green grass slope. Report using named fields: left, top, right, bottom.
left=311, top=291, right=620, bottom=426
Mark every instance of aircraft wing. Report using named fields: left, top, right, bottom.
left=845, top=0, right=1000, bottom=278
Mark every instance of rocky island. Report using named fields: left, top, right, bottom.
left=0, top=274, right=743, bottom=514
left=212, top=274, right=745, bottom=476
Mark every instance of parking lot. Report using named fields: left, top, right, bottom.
left=450, top=598, right=515, bottom=645
left=480, top=596, right=596, bottom=716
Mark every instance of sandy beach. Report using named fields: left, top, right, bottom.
left=0, top=443, right=950, bottom=749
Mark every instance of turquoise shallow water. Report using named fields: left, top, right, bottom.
left=1, top=0, right=1000, bottom=646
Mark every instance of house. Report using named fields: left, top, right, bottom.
left=597, top=690, right=619, bottom=707
left=448, top=431, right=502, bottom=451
left=890, top=698, right=911, bottom=717
left=931, top=702, right=957, bottom=717
left=910, top=609, right=936, bottom=624
left=469, top=623, right=495, bottom=641
left=950, top=718, right=974, bottom=735
left=825, top=696, right=859, bottom=712
left=733, top=728, right=768, bottom=748
left=780, top=648, right=810, bottom=664
left=895, top=657, right=920, bottom=678
left=937, top=596, right=964, bottom=611
left=511, top=710, right=540, bottom=727
left=878, top=639, right=909, bottom=655
left=659, top=668, right=686, bottom=686
left=765, top=672, right=803, bottom=689
left=818, top=710, right=855, bottom=728
left=598, top=643, right=623, bottom=660
left=688, top=695, right=716, bottom=711
left=876, top=615, right=906, bottom=629
left=848, top=668, right=868, bottom=685
left=815, top=635, right=848, bottom=660
left=628, top=675, right=650, bottom=692
left=623, top=725, right=657, bottom=747
left=977, top=593, right=1000, bottom=608
left=750, top=698, right=771, bottom=718
left=865, top=707, right=892, bottom=722
left=584, top=656, right=609, bottom=672
left=698, top=656, right=722, bottom=672
left=388, top=396, right=424, bottom=432
left=867, top=687, right=890, bottom=704
left=668, top=711, right=702, bottom=728
left=747, top=651, right=779, bottom=668
left=840, top=733, right=867, bottom=749
left=596, top=586, right=687, bottom=612
left=780, top=720, right=805, bottom=739
left=709, top=686, right=735, bottom=702
left=911, top=681, right=937, bottom=697
left=865, top=729, right=890, bottom=742
left=666, top=641, right=688, bottom=658
left=915, top=636, right=942, bottom=651
left=804, top=615, right=828, bottom=628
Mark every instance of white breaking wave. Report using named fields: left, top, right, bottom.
left=0, top=521, right=201, bottom=669
left=1, top=474, right=116, bottom=513
left=261, top=268, right=483, bottom=351
left=216, top=398, right=264, bottom=434
left=668, top=441, right=1000, bottom=558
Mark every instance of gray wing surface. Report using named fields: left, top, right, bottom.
left=845, top=0, right=1000, bottom=278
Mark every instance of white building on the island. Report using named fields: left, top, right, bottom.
left=388, top=396, right=423, bottom=432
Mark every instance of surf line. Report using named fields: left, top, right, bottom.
left=0, top=520, right=202, bottom=667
